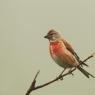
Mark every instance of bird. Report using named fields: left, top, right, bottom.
left=44, top=29, right=95, bottom=78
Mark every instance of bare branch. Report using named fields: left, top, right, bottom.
left=26, top=53, right=95, bottom=95
left=83, top=53, right=95, bottom=62
left=26, top=71, right=40, bottom=95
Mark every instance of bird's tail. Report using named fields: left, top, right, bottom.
left=77, top=66, right=95, bottom=78
left=79, top=60, right=88, bottom=67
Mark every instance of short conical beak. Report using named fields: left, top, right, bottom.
left=44, top=35, right=48, bottom=39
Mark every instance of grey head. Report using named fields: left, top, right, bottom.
left=44, top=29, right=61, bottom=41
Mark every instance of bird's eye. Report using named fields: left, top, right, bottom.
left=50, top=33, right=54, bottom=35
left=50, top=33, right=56, bottom=35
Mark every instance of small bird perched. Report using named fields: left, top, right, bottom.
left=44, top=29, right=95, bottom=78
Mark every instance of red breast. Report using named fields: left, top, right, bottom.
left=50, top=41, right=65, bottom=55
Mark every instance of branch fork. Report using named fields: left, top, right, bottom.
left=26, top=53, right=95, bottom=95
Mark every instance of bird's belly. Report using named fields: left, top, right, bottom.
left=51, top=53, right=73, bottom=68
left=50, top=43, right=74, bottom=68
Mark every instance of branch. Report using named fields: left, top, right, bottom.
left=25, top=53, right=95, bottom=95
left=26, top=71, right=40, bottom=95
left=83, top=53, right=95, bottom=62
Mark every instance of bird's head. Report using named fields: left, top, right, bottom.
left=44, top=29, right=61, bottom=41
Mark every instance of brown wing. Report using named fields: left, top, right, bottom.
left=61, top=39, right=88, bottom=67
left=61, top=39, right=79, bottom=59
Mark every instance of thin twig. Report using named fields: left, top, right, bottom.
left=26, top=71, right=40, bottom=95
left=26, top=53, right=95, bottom=95
left=83, top=53, right=95, bottom=62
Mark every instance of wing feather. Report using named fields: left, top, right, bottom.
left=61, top=39, right=88, bottom=67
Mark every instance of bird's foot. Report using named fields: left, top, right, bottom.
left=58, top=74, right=63, bottom=80
left=70, top=72, right=74, bottom=76
left=68, top=68, right=74, bottom=76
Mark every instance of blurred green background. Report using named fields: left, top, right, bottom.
left=0, top=0, right=95, bottom=95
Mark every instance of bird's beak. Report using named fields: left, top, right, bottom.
left=44, top=35, right=48, bottom=39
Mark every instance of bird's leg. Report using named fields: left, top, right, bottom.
left=58, top=68, right=66, bottom=80
left=68, top=67, right=74, bottom=76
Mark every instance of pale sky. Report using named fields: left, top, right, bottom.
left=0, top=0, right=95, bottom=95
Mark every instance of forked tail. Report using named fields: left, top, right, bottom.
left=77, top=66, right=95, bottom=78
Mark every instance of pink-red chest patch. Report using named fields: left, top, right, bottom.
left=50, top=42, right=62, bottom=54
